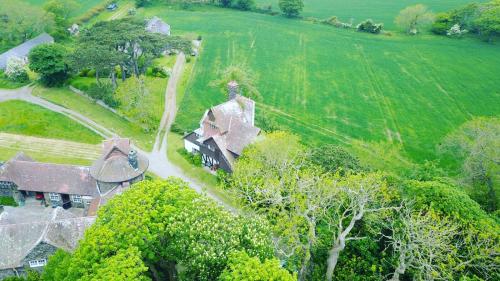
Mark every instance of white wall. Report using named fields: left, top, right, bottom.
left=184, top=139, right=200, bottom=153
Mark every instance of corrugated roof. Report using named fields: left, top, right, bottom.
left=0, top=33, right=54, bottom=69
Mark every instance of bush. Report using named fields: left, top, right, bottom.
left=5, top=56, right=29, bottom=83
left=87, top=82, right=120, bottom=108
left=236, top=0, right=255, bottom=11
left=357, top=19, right=383, bottom=34
left=149, top=66, right=170, bottom=78
left=86, top=69, right=96, bottom=78
left=322, top=16, right=353, bottom=28
left=0, top=196, right=18, bottom=206
left=432, top=13, right=453, bottom=35
left=177, top=148, right=202, bottom=167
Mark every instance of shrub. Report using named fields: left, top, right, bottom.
left=150, top=66, right=170, bottom=78
left=0, top=196, right=18, bottom=206
left=87, top=82, right=120, bottom=108
left=236, top=0, right=255, bottom=11
left=177, top=148, right=202, bottom=167
left=357, top=19, right=383, bottom=34
left=447, top=23, right=468, bottom=36
left=322, top=16, right=353, bottom=28
left=5, top=56, right=29, bottom=83
left=432, top=13, right=453, bottom=35
left=87, top=69, right=96, bottom=78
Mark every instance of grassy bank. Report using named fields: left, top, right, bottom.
left=0, top=100, right=102, bottom=144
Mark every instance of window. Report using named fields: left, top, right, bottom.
left=49, top=193, right=60, bottom=201
left=72, top=194, right=82, bottom=203
left=28, top=259, right=47, bottom=268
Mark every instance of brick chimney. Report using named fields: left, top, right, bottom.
left=227, top=81, right=239, bottom=100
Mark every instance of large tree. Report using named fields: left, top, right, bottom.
left=278, top=0, right=304, bottom=17
left=44, top=179, right=274, bottom=281
left=28, top=43, right=69, bottom=86
left=440, top=117, right=499, bottom=212
left=395, top=4, right=435, bottom=35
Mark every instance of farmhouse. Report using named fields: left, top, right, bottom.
left=0, top=138, right=148, bottom=213
left=183, top=81, right=260, bottom=173
left=146, top=16, right=171, bottom=36
left=0, top=207, right=95, bottom=279
left=0, top=33, right=54, bottom=70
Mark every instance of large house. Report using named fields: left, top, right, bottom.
left=0, top=138, right=148, bottom=213
left=0, top=33, right=54, bottom=70
left=183, top=81, right=260, bottom=172
left=0, top=138, right=147, bottom=278
left=0, top=207, right=95, bottom=279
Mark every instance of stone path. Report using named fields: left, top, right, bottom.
left=0, top=55, right=234, bottom=211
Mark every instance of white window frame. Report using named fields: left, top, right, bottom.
left=28, top=259, right=47, bottom=268
left=72, top=194, right=82, bottom=203
left=49, top=193, right=60, bottom=201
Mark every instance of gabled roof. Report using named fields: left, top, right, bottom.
left=0, top=155, right=98, bottom=197
left=204, top=95, right=256, bottom=134
left=90, top=138, right=148, bottom=183
left=145, top=16, right=171, bottom=35
left=0, top=207, right=95, bottom=269
left=0, top=33, right=54, bottom=69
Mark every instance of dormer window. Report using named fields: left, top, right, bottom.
left=29, top=259, right=47, bottom=268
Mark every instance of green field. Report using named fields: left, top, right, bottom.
left=141, top=5, right=500, bottom=163
left=24, top=0, right=106, bottom=18
left=255, top=0, right=479, bottom=29
left=0, top=100, right=101, bottom=143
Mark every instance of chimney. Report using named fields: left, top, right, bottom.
left=128, top=150, right=138, bottom=170
left=227, top=81, right=239, bottom=100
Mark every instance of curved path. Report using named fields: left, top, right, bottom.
left=0, top=55, right=234, bottom=211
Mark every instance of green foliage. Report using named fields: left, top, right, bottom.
left=87, top=81, right=120, bottom=108
left=42, top=250, right=71, bottom=281
left=307, top=144, right=362, bottom=175
left=395, top=4, right=435, bottom=35
left=45, top=179, right=274, bottom=281
left=3, top=270, right=41, bottom=281
left=0, top=196, right=17, bottom=206
left=356, top=19, right=383, bottom=34
left=28, top=43, right=69, bottom=86
left=210, top=64, right=262, bottom=101
left=136, top=0, right=153, bottom=8
left=235, top=0, right=255, bottom=11
left=474, top=1, right=500, bottom=42
left=178, top=148, right=202, bottom=166
left=219, top=251, right=297, bottom=281
left=278, top=0, right=303, bottom=17
left=0, top=0, right=54, bottom=47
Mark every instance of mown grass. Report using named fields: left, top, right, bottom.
left=32, top=86, right=157, bottom=150
left=0, top=100, right=102, bottom=144
left=141, top=5, right=500, bottom=164
left=0, top=146, right=94, bottom=166
left=255, top=0, right=477, bottom=29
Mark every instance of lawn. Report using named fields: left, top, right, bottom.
left=32, top=86, right=157, bottom=150
left=0, top=72, right=29, bottom=89
left=0, top=100, right=102, bottom=144
left=140, top=5, right=500, bottom=164
left=254, top=0, right=480, bottom=29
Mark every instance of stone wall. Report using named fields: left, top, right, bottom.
left=21, top=242, right=58, bottom=273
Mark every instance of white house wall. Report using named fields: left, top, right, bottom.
left=184, top=139, right=200, bottom=153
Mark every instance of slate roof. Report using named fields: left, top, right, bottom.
left=0, top=207, right=95, bottom=269
left=186, top=93, right=260, bottom=169
left=90, top=138, right=148, bottom=183
left=0, top=33, right=54, bottom=69
left=145, top=16, right=171, bottom=35
left=0, top=155, right=98, bottom=197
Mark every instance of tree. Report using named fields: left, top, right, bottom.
left=135, top=0, right=153, bottom=8
left=0, top=0, right=54, bottom=45
left=219, top=0, right=234, bottom=8
left=5, top=56, right=29, bottom=83
left=278, top=0, right=304, bottom=17
left=210, top=64, right=261, bottom=101
left=385, top=205, right=460, bottom=281
left=218, top=251, right=297, bottom=281
left=439, top=117, right=500, bottom=212
left=395, top=4, right=435, bottom=35
left=307, top=144, right=362, bottom=175
left=325, top=173, right=396, bottom=281
left=230, top=132, right=331, bottom=280
left=46, top=179, right=274, bottom=281
left=474, top=2, right=500, bottom=42
left=357, top=19, right=384, bottom=34
left=44, top=0, right=78, bottom=21
left=28, top=43, right=69, bottom=86
left=42, top=250, right=71, bottom=281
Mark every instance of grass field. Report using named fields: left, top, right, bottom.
left=24, top=0, right=106, bottom=19
left=0, top=100, right=102, bottom=144
left=141, top=5, right=500, bottom=164
left=33, top=86, right=157, bottom=150
left=254, top=0, right=479, bottom=29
